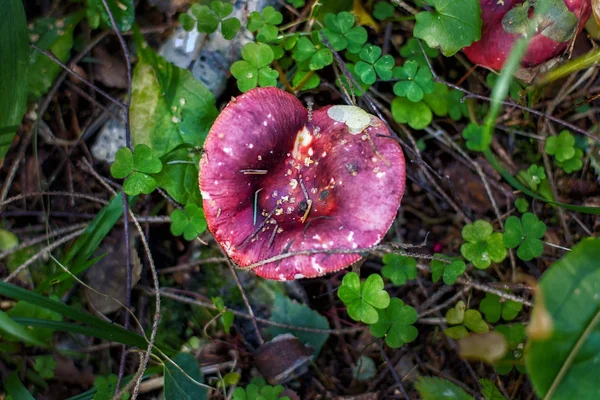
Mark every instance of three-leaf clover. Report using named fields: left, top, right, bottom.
left=247, top=6, right=283, bottom=43
left=170, top=204, right=208, bottom=240
left=320, top=12, right=367, bottom=53
left=370, top=298, right=418, bottom=348
left=110, top=144, right=163, bottom=195
left=292, top=37, right=333, bottom=71
left=444, top=301, right=489, bottom=339
left=393, top=60, right=434, bottom=102
left=462, top=123, right=491, bottom=152
left=460, top=220, right=507, bottom=269
left=183, top=1, right=241, bottom=40
left=494, top=324, right=527, bottom=374
left=391, top=97, right=432, bottom=130
left=381, top=254, right=417, bottom=285
left=479, top=293, right=523, bottom=323
left=338, top=272, right=390, bottom=324
left=212, top=296, right=234, bottom=334
left=517, top=164, right=546, bottom=191
left=355, top=45, right=394, bottom=85
left=233, top=377, right=290, bottom=400
left=231, top=43, right=278, bottom=92
left=545, top=130, right=576, bottom=162
left=503, top=212, right=546, bottom=261
left=430, top=255, right=466, bottom=285
left=413, top=0, right=482, bottom=56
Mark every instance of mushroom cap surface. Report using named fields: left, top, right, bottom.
left=463, top=0, right=591, bottom=71
left=199, top=87, right=405, bottom=280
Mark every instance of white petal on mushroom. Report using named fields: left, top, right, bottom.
left=327, top=105, right=372, bottom=134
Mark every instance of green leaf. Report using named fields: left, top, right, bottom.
left=393, top=60, right=434, bottom=102
left=131, top=30, right=218, bottom=157
left=5, top=372, right=36, bottom=400
left=413, top=0, right=482, bottom=56
left=231, top=43, right=277, bottom=91
left=338, top=272, right=390, bottom=324
left=391, top=97, right=432, bottom=130
left=210, top=1, right=233, bottom=19
left=445, top=325, right=469, bottom=339
left=191, top=5, right=219, bottom=33
left=517, top=164, right=546, bottom=191
left=480, top=378, right=506, bottom=400
left=164, top=353, right=207, bottom=400
left=309, top=48, right=333, bottom=70
left=461, top=220, right=507, bottom=269
left=353, top=356, right=376, bottom=381
left=479, top=293, right=502, bottom=323
left=515, top=198, right=529, bottom=213
left=0, top=310, right=47, bottom=347
left=133, top=144, right=162, bottom=173
left=110, top=147, right=134, bottom=179
left=503, top=213, right=546, bottom=261
left=545, top=130, right=576, bottom=162
left=34, top=355, right=57, bottom=379
left=221, top=17, right=241, bottom=40
left=321, top=12, right=367, bottom=53
left=179, top=13, right=195, bottom=31
left=0, top=0, right=28, bottom=161
left=243, top=42, right=275, bottom=68
left=464, top=309, right=489, bottom=333
left=27, top=13, right=82, bottom=100
left=415, top=377, right=474, bottom=400
left=400, top=37, right=439, bottom=66
left=556, top=148, right=583, bottom=173
left=370, top=298, right=418, bottom=348
left=85, top=0, right=135, bottom=32
left=267, top=293, right=330, bottom=355
left=123, top=171, right=157, bottom=195
left=373, top=2, right=395, bottom=20
left=526, top=237, right=600, bottom=399
left=170, top=204, right=207, bottom=240
left=155, top=148, right=202, bottom=205
left=446, top=301, right=466, bottom=325
left=444, top=260, right=466, bottom=285
left=462, top=123, right=490, bottom=152
left=381, top=254, right=417, bottom=285
left=6, top=300, right=61, bottom=343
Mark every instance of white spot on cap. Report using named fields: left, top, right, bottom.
left=294, top=273, right=305, bottom=279
left=223, top=147, right=233, bottom=155
left=347, top=231, right=354, bottom=242
left=376, top=172, right=386, bottom=179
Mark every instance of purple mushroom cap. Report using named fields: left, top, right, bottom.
left=199, top=87, right=406, bottom=280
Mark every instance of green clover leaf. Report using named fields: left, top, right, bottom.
left=515, top=198, right=529, bottom=213
left=286, top=0, right=305, bottom=8
left=503, top=212, right=546, bottom=261
left=233, top=377, right=290, bottom=400
left=170, top=204, right=208, bottom=240
left=292, top=36, right=333, bottom=70
left=447, top=89, right=469, bottom=121
left=231, top=43, right=277, bottom=92
left=110, top=144, right=163, bottom=195
left=370, top=298, right=418, bottom=348
left=391, top=97, right=432, bottom=130
left=462, top=122, right=491, bottom=152
left=373, top=2, right=395, bottom=20
left=444, top=301, right=489, bottom=339
left=399, top=38, right=439, bottom=67
left=557, top=147, right=583, bottom=173
left=479, top=293, right=523, bottom=324
left=187, top=1, right=241, bottom=40
left=494, top=324, right=527, bottom=374
left=517, top=164, right=546, bottom=191
left=338, top=272, right=390, bottom=324
left=393, top=60, right=434, bottom=102
left=430, top=255, right=466, bottom=285
left=34, top=355, right=56, bottom=379
left=381, top=254, right=417, bottom=285
left=212, top=296, right=234, bottom=334
left=321, top=12, right=367, bottom=53
left=545, top=130, right=576, bottom=162
left=460, top=220, right=507, bottom=269
left=248, top=6, right=282, bottom=43
left=354, top=45, right=394, bottom=84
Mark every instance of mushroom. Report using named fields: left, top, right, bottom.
left=199, top=87, right=405, bottom=281
left=463, top=0, right=591, bottom=71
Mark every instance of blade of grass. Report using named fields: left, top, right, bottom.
left=5, top=372, right=36, bottom=400
left=0, top=311, right=47, bottom=347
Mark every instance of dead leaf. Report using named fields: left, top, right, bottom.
left=458, top=331, right=508, bottom=364
left=93, top=47, right=128, bottom=89
left=254, top=333, right=313, bottom=384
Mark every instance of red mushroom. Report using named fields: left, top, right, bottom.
left=198, top=87, right=406, bottom=281
left=463, top=0, right=592, bottom=71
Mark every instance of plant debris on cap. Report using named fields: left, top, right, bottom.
left=199, top=87, right=406, bottom=281
left=463, top=0, right=591, bottom=71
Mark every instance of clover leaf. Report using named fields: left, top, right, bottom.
left=233, top=377, right=290, bottom=400
left=370, top=298, right=418, bottom=348
left=462, top=123, right=491, bottom=152
left=447, top=90, right=469, bottom=121
left=248, top=6, right=283, bottom=43
left=212, top=296, right=234, bottom=334
left=494, top=324, right=527, bottom=374
left=292, top=36, right=333, bottom=71
left=479, top=293, right=523, bottom=323
left=170, top=204, right=208, bottom=241
left=286, top=0, right=305, bottom=8
left=381, top=254, right=417, bottom=285
left=354, top=45, right=394, bottom=85
left=545, top=130, right=576, bottom=162
left=515, top=198, right=529, bottom=213
left=391, top=97, right=432, bottom=130
left=320, top=12, right=367, bottom=53
left=338, top=272, right=390, bottom=324
left=460, top=220, right=507, bottom=269
left=503, top=212, right=546, bottom=261
left=444, top=301, right=489, bottom=339
left=430, top=255, right=466, bottom=285
left=413, top=0, right=482, bottom=56
left=231, top=43, right=278, bottom=92
left=517, top=164, right=546, bottom=191
left=399, top=38, right=440, bottom=66
left=557, top=147, right=584, bottom=173
left=392, top=60, right=434, bottom=102
left=110, top=144, right=163, bottom=195
left=373, top=2, right=395, bottom=20
left=184, top=1, right=241, bottom=40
